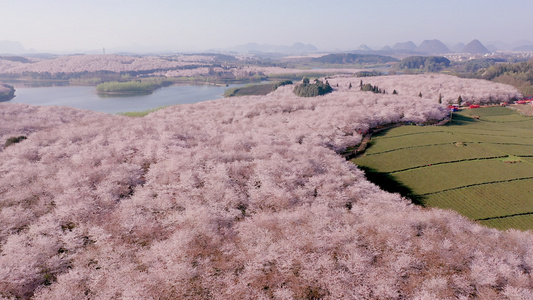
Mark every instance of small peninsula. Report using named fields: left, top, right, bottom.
left=0, top=82, right=15, bottom=101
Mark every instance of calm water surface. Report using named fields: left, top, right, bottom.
left=9, top=84, right=240, bottom=114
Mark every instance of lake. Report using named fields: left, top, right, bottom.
left=8, top=84, right=241, bottom=114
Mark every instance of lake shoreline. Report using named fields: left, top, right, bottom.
left=96, top=90, right=154, bottom=97
left=7, top=83, right=247, bottom=114
left=0, top=82, right=15, bottom=101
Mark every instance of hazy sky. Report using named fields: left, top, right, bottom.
left=1, top=0, right=531, bottom=53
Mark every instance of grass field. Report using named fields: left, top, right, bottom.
left=117, top=106, right=168, bottom=117
left=224, top=80, right=293, bottom=97
left=352, top=106, right=533, bottom=230
left=224, top=83, right=276, bottom=97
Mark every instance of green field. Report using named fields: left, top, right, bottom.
left=224, top=80, right=293, bottom=97
left=224, top=83, right=276, bottom=97
left=117, top=106, right=168, bottom=117
left=352, top=107, right=533, bottom=230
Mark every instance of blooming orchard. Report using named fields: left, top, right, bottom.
left=0, top=55, right=195, bottom=74
left=349, top=74, right=522, bottom=104
left=0, top=75, right=530, bottom=299
left=0, top=54, right=366, bottom=80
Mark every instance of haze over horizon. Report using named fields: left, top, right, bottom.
left=1, top=0, right=532, bottom=54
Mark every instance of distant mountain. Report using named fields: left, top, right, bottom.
left=392, top=41, right=417, bottom=51
left=0, top=55, right=32, bottom=63
left=486, top=40, right=533, bottom=51
left=450, top=43, right=466, bottom=53
left=232, top=42, right=318, bottom=54
left=462, top=39, right=490, bottom=54
left=513, top=45, right=533, bottom=52
left=0, top=40, right=26, bottom=54
left=380, top=46, right=392, bottom=51
left=486, top=45, right=499, bottom=53
left=357, top=44, right=372, bottom=51
left=416, top=39, right=450, bottom=54
left=290, top=42, right=318, bottom=53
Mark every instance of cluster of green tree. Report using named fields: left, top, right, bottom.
left=0, top=83, right=15, bottom=101
left=360, top=81, right=386, bottom=94
left=356, top=70, right=383, bottom=77
left=312, top=53, right=398, bottom=65
left=457, top=58, right=504, bottom=73
left=395, top=56, right=450, bottom=72
left=480, top=60, right=533, bottom=95
left=481, top=60, right=533, bottom=81
left=4, top=136, right=26, bottom=148
left=293, top=77, right=332, bottom=97
left=272, top=80, right=293, bottom=90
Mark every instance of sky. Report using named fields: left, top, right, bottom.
left=0, top=0, right=532, bottom=53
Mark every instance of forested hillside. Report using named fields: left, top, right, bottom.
left=0, top=75, right=530, bottom=299
left=395, top=56, right=451, bottom=72
left=481, top=60, right=533, bottom=95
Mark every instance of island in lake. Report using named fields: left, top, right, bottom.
left=95, top=79, right=173, bottom=96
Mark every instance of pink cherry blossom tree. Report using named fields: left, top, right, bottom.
left=0, top=74, right=530, bottom=299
